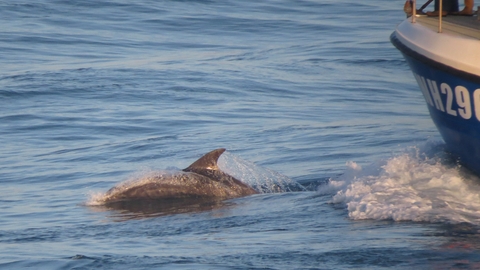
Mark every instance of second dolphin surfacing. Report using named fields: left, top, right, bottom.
left=102, top=148, right=258, bottom=205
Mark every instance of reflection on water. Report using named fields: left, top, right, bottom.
left=91, top=197, right=234, bottom=221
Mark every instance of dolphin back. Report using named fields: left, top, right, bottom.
left=182, top=148, right=257, bottom=197
left=102, top=148, right=257, bottom=205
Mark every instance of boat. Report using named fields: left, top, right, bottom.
left=390, top=1, right=480, bottom=173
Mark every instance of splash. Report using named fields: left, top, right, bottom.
left=218, top=151, right=305, bottom=193
left=86, top=150, right=304, bottom=206
left=321, top=142, right=480, bottom=225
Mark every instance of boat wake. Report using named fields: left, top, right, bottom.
left=320, top=141, right=480, bottom=225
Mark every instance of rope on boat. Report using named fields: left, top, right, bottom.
left=419, top=0, right=434, bottom=12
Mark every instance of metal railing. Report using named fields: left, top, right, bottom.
left=409, top=0, right=443, bottom=33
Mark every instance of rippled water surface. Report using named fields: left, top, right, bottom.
left=2, top=0, right=480, bottom=269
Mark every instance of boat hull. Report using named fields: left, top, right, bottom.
left=391, top=30, right=480, bottom=173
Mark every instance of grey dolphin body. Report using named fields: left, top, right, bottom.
left=103, top=148, right=258, bottom=204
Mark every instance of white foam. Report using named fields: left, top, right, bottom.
left=85, top=191, right=107, bottom=206
left=322, top=143, right=480, bottom=225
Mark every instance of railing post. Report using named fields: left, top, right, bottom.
left=412, top=0, right=417, bottom=23
left=438, top=0, right=443, bottom=32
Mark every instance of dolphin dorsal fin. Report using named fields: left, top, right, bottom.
left=183, top=148, right=226, bottom=172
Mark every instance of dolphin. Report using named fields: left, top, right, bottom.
left=102, top=148, right=258, bottom=205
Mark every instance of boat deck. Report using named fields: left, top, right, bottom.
left=415, top=14, right=480, bottom=39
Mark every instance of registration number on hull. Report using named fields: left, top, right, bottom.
left=414, top=73, right=480, bottom=121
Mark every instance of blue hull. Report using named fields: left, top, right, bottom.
left=391, top=32, right=480, bottom=173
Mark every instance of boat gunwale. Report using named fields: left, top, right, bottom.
left=391, top=30, right=480, bottom=84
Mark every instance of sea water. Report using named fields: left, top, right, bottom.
left=2, top=0, right=480, bottom=269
